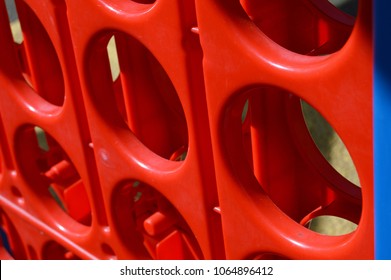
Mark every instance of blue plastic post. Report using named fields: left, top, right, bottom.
left=374, top=0, right=391, bottom=260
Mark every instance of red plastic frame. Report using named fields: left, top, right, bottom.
left=0, top=0, right=373, bottom=259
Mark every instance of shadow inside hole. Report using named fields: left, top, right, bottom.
left=42, top=241, right=81, bottom=260
left=113, top=180, right=203, bottom=259
left=239, top=89, right=361, bottom=189
left=90, top=32, right=189, bottom=161
left=15, top=125, right=92, bottom=227
left=239, top=0, right=355, bottom=55
left=4, top=0, right=65, bottom=106
left=101, top=243, right=117, bottom=260
left=226, top=86, right=362, bottom=238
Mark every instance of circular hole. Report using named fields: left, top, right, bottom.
left=301, top=101, right=360, bottom=186
left=239, top=0, right=356, bottom=55
left=113, top=180, right=204, bottom=259
left=42, top=240, right=81, bottom=260
left=225, top=85, right=361, bottom=234
left=10, top=0, right=65, bottom=106
left=307, top=215, right=357, bottom=236
left=14, top=125, right=92, bottom=226
left=88, top=31, right=188, bottom=161
left=101, top=243, right=117, bottom=259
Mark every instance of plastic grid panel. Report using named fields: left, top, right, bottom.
left=196, top=0, right=373, bottom=259
left=0, top=0, right=376, bottom=259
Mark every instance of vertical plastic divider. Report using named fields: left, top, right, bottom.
left=49, top=0, right=109, bottom=230
left=64, top=0, right=223, bottom=259
left=0, top=0, right=106, bottom=259
left=36, top=0, right=109, bottom=257
left=178, top=0, right=225, bottom=259
left=374, top=0, right=391, bottom=260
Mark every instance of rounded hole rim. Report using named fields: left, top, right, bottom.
left=216, top=0, right=358, bottom=57
left=98, top=0, right=157, bottom=15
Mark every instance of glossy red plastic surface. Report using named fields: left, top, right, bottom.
left=0, top=0, right=373, bottom=259
left=196, top=0, right=373, bottom=259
